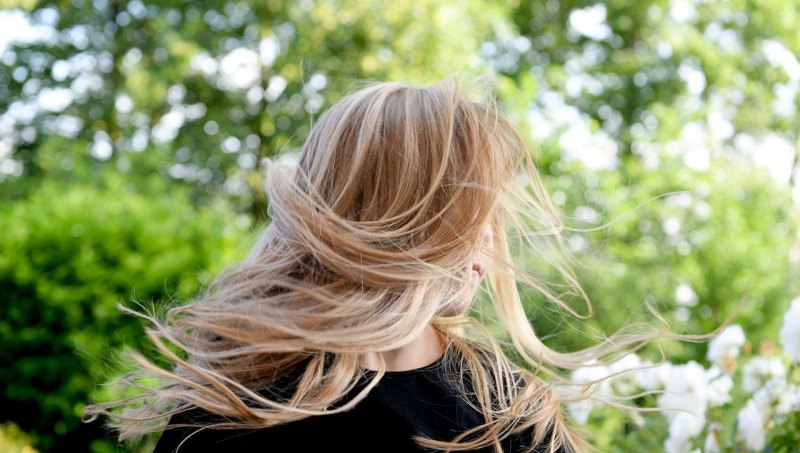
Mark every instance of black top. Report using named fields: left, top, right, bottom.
left=154, top=351, right=560, bottom=453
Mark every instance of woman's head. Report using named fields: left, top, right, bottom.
left=262, top=79, right=534, bottom=324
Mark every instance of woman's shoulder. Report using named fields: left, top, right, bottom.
left=153, top=346, right=566, bottom=453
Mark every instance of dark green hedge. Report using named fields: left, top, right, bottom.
left=0, top=180, right=252, bottom=452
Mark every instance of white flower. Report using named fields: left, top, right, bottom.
left=775, top=383, right=800, bottom=415
left=637, top=360, right=673, bottom=391
left=736, top=398, right=768, bottom=451
left=703, top=422, right=722, bottom=453
left=705, top=366, right=733, bottom=407
left=742, top=356, right=787, bottom=393
left=570, top=363, right=613, bottom=393
left=658, top=361, right=708, bottom=420
left=566, top=398, right=594, bottom=425
left=607, top=353, right=643, bottom=374
left=658, top=361, right=709, bottom=452
left=664, top=412, right=704, bottom=453
left=707, top=324, right=745, bottom=373
left=736, top=379, right=798, bottom=451
left=565, top=362, right=614, bottom=424
left=779, top=297, right=800, bottom=363
left=754, top=378, right=800, bottom=416
left=608, top=353, right=644, bottom=394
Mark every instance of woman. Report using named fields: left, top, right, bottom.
left=86, top=79, right=654, bottom=452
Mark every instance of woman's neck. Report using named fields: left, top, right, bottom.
left=363, top=324, right=447, bottom=372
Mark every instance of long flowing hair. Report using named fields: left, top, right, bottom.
left=86, top=79, right=675, bottom=452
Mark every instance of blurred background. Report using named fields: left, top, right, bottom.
left=1, top=0, right=798, bottom=452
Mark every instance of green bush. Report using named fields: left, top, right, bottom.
left=0, top=180, right=252, bottom=452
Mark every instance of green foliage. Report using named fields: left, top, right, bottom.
left=0, top=179, right=251, bottom=452
left=0, top=0, right=503, bottom=220
left=579, top=403, right=671, bottom=452
left=769, top=410, right=800, bottom=453
left=506, top=0, right=800, bottom=157
left=524, top=155, right=800, bottom=362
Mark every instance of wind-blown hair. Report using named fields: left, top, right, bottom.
left=85, top=79, right=670, bottom=452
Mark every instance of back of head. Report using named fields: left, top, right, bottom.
left=259, top=79, right=524, bottom=334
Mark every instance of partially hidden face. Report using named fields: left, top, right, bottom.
left=439, top=224, right=494, bottom=317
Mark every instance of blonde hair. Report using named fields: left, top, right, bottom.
left=86, top=78, right=675, bottom=452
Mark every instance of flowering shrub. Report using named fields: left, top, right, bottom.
left=566, top=298, right=800, bottom=453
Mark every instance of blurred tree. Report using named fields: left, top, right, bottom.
left=498, top=0, right=800, bottom=172
left=0, top=0, right=501, bottom=220
left=0, top=176, right=251, bottom=452
left=517, top=155, right=800, bottom=362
